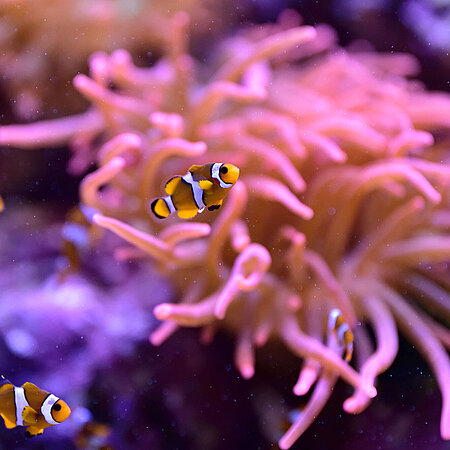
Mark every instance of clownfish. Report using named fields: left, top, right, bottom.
left=151, top=163, right=240, bottom=220
left=328, top=308, right=354, bottom=362
left=0, top=377, right=71, bottom=438
left=0, top=195, right=4, bottom=212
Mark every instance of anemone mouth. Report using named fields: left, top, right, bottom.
left=1, top=9, right=449, bottom=449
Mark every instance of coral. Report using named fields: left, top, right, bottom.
left=0, top=0, right=238, bottom=121
left=1, top=10, right=449, bottom=449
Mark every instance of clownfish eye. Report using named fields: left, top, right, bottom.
left=53, top=404, right=61, bottom=411
left=220, top=166, right=228, bottom=175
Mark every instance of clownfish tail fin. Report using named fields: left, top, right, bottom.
left=0, top=377, right=13, bottom=393
left=151, top=198, right=172, bottom=219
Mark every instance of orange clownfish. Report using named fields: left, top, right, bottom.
left=0, top=378, right=71, bottom=438
left=328, top=308, right=354, bottom=362
left=151, top=163, right=240, bottom=220
left=0, top=195, right=4, bottom=212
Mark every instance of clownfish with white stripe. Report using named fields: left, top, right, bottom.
left=0, top=377, right=71, bottom=438
left=328, top=308, right=354, bottom=362
left=151, top=163, right=240, bottom=220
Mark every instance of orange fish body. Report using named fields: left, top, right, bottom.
left=0, top=378, right=71, bottom=437
left=151, top=163, right=240, bottom=220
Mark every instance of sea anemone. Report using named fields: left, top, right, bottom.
left=1, top=10, right=449, bottom=449
left=0, top=0, right=235, bottom=121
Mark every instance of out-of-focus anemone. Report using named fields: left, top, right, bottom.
left=0, top=0, right=238, bottom=121
left=1, top=11, right=449, bottom=449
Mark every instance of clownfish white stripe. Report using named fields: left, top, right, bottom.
left=163, top=195, right=176, bottom=214
left=182, top=171, right=206, bottom=209
left=328, top=308, right=340, bottom=330
left=41, top=394, right=60, bottom=425
left=337, top=323, right=349, bottom=342
left=211, top=163, right=233, bottom=189
left=14, top=387, right=29, bottom=426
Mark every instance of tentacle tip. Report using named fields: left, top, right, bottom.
left=111, top=48, right=132, bottom=64
left=73, top=73, right=90, bottom=89
left=293, top=384, right=307, bottom=396
left=149, top=333, right=163, bottom=347
left=440, top=429, right=450, bottom=441
left=92, top=213, right=104, bottom=226
left=342, top=398, right=357, bottom=414
left=365, top=385, right=377, bottom=399
left=214, top=309, right=226, bottom=320
left=440, top=411, right=450, bottom=440
left=278, top=437, right=291, bottom=450
left=240, top=365, right=255, bottom=379
left=154, top=304, right=172, bottom=320
left=122, top=133, right=142, bottom=148
left=431, top=192, right=442, bottom=204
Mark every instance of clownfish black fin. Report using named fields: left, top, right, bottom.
left=208, top=200, right=223, bottom=211
left=151, top=198, right=171, bottom=219
left=198, top=180, right=213, bottom=190
left=165, top=176, right=181, bottom=196
left=22, top=406, right=39, bottom=424
left=188, top=164, right=202, bottom=173
left=177, top=209, right=198, bottom=219
left=25, top=426, right=43, bottom=438
left=1, top=413, right=16, bottom=429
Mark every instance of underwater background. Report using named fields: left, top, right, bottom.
left=0, top=1, right=449, bottom=449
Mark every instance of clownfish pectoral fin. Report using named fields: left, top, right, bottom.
left=22, top=406, right=39, bottom=425
left=177, top=209, right=198, bottom=219
left=188, top=165, right=202, bottom=173
left=1, top=413, right=16, bottom=429
left=165, top=176, right=181, bottom=196
left=25, top=426, right=44, bottom=438
left=198, top=180, right=213, bottom=190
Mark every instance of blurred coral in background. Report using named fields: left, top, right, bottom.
left=0, top=1, right=449, bottom=450
left=0, top=0, right=240, bottom=121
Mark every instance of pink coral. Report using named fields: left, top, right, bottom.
left=1, top=11, right=449, bottom=449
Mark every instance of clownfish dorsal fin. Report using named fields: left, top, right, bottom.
left=22, top=382, right=45, bottom=401
left=198, top=180, right=213, bottom=190
left=188, top=164, right=202, bottom=173
left=22, top=406, right=39, bottom=425
left=165, top=176, right=181, bottom=196
left=1, top=413, right=16, bottom=429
